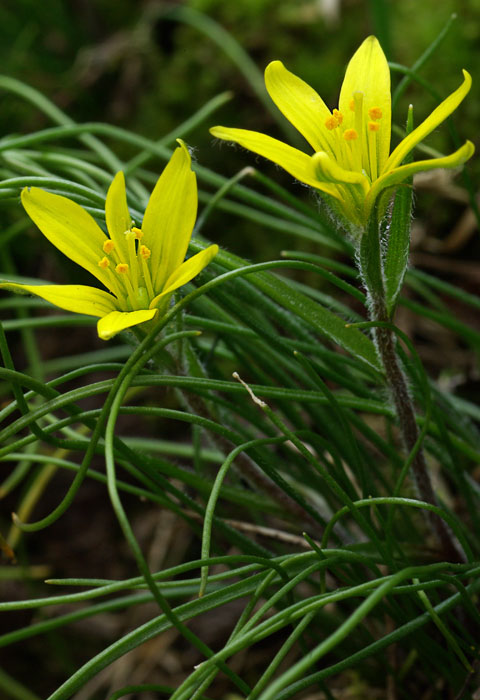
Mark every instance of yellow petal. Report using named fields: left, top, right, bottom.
left=141, top=141, right=197, bottom=293
left=264, top=60, right=333, bottom=154
left=105, top=171, right=131, bottom=261
left=97, top=309, right=158, bottom=341
left=312, top=151, right=370, bottom=225
left=339, top=36, right=391, bottom=169
left=312, top=152, right=369, bottom=189
left=21, top=187, right=112, bottom=291
left=383, top=70, right=472, bottom=173
left=0, top=282, right=117, bottom=317
left=158, top=244, right=219, bottom=299
left=366, top=140, right=475, bottom=219
left=210, top=126, right=341, bottom=198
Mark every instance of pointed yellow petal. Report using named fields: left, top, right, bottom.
left=0, top=282, right=117, bottom=317
left=141, top=141, right=197, bottom=293
left=97, top=309, right=158, bottom=341
left=159, top=244, right=219, bottom=298
left=264, top=60, right=333, bottom=153
left=21, top=187, right=112, bottom=291
left=312, top=152, right=369, bottom=189
left=383, top=70, right=472, bottom=173
left=210, top=126, right=341, bottom=198
left=105, top=172, right=131, bottom=262
left=366, top=140, right=475, bottom=219
left=339, top=36, right=391, bottom=168
left=312, top=152, right=369, bottom=226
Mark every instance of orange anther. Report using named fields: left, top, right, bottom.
left=115, top=263, right=129, bottom=274
left=103, top=239, right=115, bottom=254
left=349, top=99, right=356, bottom=111
left=333, top=109, right=343, bottom=124
left=325, top=115, right=338, bottom=130
left=139, top=245, right=151, bottom=260
left=98, top=256, right=110, bottom=269
left=343, top=129, right=358, bottom=141
left=368, top=107, right=383, bottom=120
left=132, top=226, right=143, bottom=240
left=368, top=121, right=380, bottom=132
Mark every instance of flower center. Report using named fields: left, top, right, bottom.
left=324, top=97, right=383, bottom=181
left=97, top=227, right=154, bottom=310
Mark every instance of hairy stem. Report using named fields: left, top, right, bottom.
left=371, top=294, right=464, bottom=562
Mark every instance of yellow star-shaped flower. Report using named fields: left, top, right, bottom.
left=1, top=141, right=218, bottom=340
left=211, top=36, right=474, bottom=232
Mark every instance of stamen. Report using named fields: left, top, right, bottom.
left=368, top=106, right=383, bottom=121
left=132, top=226, right=143, bottom=240
left=352, top=91, right=366, bottom=172
left=140, top=245, right=155, bottom=299
left=342, top=93, right=365, bottom=175
left=96, top=260, right=126, bottom=304
left=139, top=244, right=151, bottom=260
left=325, top=115, right=338, bottom=131
left=115, top=262, right=139, bottom=309
left=341, top=129, right=359, bottom=172
left=103, top=239, right=115, bottom=254
left=366, top=111, right=381, bottom=180
left=326, top=125, right=349, bottom=171
left=333, top=109, right=343, bottom=125
left=367, top=124, right=379, bottom=181
left=125, top=230, right=140, bottom=293
left=343, top=129, right=358, bottom=141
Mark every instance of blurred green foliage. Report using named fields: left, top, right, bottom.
left=1, top=1, right=477, bottom=147
left=0, top=4, right=479, bottom=698
left=0, top=0, right=477, bottom=266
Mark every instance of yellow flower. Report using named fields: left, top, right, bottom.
left=1, top=141, right=218, bottom=340
left=210, top=36, right=474, bottom=232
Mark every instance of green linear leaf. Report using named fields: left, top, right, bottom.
left=252, top=270, right=381, bottom=372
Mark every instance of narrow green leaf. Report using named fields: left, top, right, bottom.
left=200, top=248, right=380, bottom=371
left=391, top=13, right=457, bottom=109
left=415, top=580, right=472, bottom=671
left=256, top=270, right=380, bottom=371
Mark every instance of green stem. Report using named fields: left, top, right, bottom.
left=370, top=294, right=464, bottom=562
